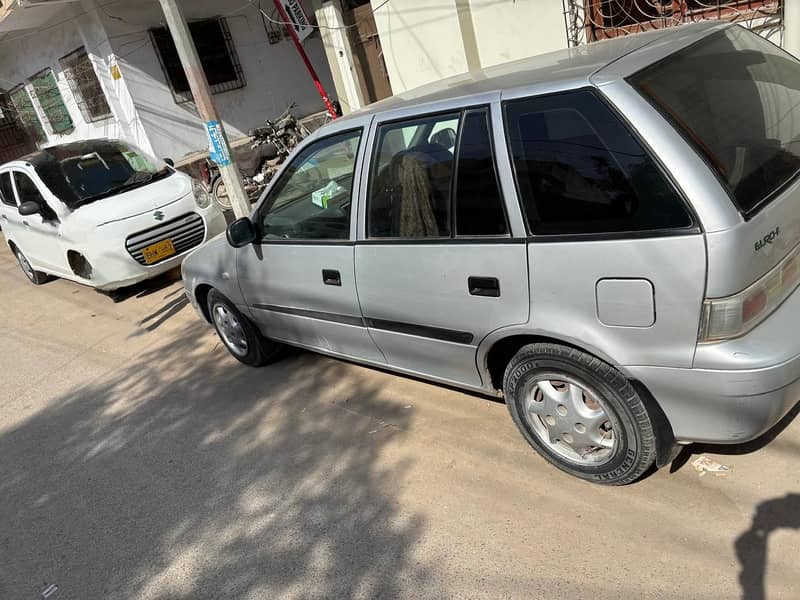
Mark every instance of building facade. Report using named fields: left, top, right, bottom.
left=316, top=0, right=800, bottom=105
left=0, top=0, right=336, bottom=161
left=2, top=1, right=800, bottom=164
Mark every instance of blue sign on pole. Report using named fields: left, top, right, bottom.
left=205, top=120, right=232, bottom=166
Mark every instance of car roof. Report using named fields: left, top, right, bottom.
left=335, top=21, right=727, bottom=122
left=12, top=139, right=126, bottom=170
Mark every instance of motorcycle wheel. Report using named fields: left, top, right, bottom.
left=211, top=177, right=233, bottom=212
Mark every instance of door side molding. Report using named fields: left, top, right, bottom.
left=252, top=303, right=474, bottom=344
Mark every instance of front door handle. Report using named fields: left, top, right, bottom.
left=468, top=276, right=500, bottom=297
left=1, top=214, right=8, bottom=221
left=22, top=220, right=30, bottom=229
left=322, top=269, right=341, bottom=286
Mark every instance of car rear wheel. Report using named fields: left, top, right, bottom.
left=503, top=343, right=656, bottom=485
left=211, top=177, right=233, bottom=212
left=206, top=289, right=282, bottom=367
left=14, top=247, right=49, bottom=285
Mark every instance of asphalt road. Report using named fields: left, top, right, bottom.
left=1, top=242, right=799, bottom=600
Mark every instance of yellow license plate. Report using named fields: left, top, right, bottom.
left=141, top=239, right=176, bottom=264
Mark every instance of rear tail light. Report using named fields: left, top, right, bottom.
left=699, top=241, right=800, bottom=342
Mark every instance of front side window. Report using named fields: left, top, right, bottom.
left=13, top=172, right=45, bottom=205
left=504, top=89, right=692, bottom=236
left=14, top=171, right=58, bottom=222
left=0, top=172, right=16, bottom=206
left=630, top=26, right=800, bottom=216
left=258, top=130, right=361, bottom=241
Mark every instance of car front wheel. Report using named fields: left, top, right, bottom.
left=503, top=343, right=657, bottom=485
left=14, top=247, right=49, bottom=285
left=206, top=289, right=282, bottom=367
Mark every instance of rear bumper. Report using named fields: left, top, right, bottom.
left=628, top=351, right=800, bottom=444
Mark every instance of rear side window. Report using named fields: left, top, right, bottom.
left=369, top=112, right=460, bottom=238
left=504, top=89, right=692, bottom=236
left=455, top=108, right=507, bottom=236
left=630, top=27, right=800, bottom=216
left=368, top=108, right=508, bottom=238
left=0, top=172, right=15, bottom=206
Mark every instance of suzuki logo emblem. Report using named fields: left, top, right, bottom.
left=153, top=210, right=165, bottom=221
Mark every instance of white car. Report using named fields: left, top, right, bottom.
left=0, top=139, right=226, bottom=290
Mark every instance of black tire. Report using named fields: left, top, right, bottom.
left=211, top=177, right=233, bottom=212
left=503, top=343, right=656, bottom=485
left=206, top=289, right=282, bottom=367
left=14, top=247, right=50, bottom=285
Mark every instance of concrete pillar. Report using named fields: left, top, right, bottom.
left=77, top=0, right=155, bottom=154
left=313, top=0, right=366, bottom=113
left=785, top=0, right=800, bottom=58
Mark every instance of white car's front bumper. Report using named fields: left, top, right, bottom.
left=91, top=204, right=227, bottom=291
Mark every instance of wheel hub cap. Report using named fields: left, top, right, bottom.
left=522, top=376, right=616, bottom=465
left=213, top=304, right=248, bottom=357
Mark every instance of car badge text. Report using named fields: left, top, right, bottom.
left=754, top=226, right=780, bottom=252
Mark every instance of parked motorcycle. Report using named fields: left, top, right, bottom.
left=200, top=103, right=311, bottom=211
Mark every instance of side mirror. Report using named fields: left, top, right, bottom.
left=226, top=217, right=257, bottom=248
left=18, top=200, right=41, bottom=216
left=163, top=157, right=175, bottom=167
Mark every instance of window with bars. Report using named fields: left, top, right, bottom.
left=583, top=1, right=781, bottom=42
left=9, top=85, right=46, bottom=143
left=0, top=92, right=9, bottom=125
left=150, top=17, right=245, bottom=104
left=60, top=47, right=112, bottom=122
left=28, top=69, right=74, bottom=134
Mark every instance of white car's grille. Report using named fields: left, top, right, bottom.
left=125, top=212, right=205, bottom=266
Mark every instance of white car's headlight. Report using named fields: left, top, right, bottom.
left=193, top=180, right=211, bottom=209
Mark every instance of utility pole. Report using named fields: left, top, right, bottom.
left=157, top=0, right=251, bottom=219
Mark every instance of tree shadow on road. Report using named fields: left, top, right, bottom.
left=0, top=320, right=428, bottom=599
left=735, top=493, right=800, bottom=600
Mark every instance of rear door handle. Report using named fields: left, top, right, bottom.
left=322, top=269, right=341, bottom=286
left=468, top=276, right=500, bottom=297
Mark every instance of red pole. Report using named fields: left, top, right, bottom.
left=273, top=0, right=338, bottom=119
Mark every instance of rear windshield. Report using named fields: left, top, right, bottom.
left=34, top=140, right=171, bottom=209
left=630, top=26, right=800, bottom=216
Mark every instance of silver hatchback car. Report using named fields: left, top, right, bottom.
left=182, top=22, right=800, bottom=485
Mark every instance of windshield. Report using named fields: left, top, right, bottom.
left=34, top=140, right=172, bottom=209
left=629, top=26, right=800, bottom=216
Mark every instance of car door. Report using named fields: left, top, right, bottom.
left=236, top=124, right=385, bottom=363
left=10, top=168, right=69, bottom=276
left=354, top=103, right=530, bottom=388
